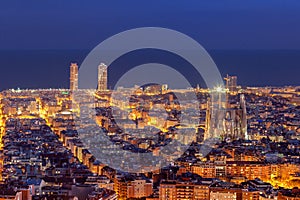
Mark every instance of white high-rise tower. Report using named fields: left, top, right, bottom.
left=98, top=63, right=108, bottom=91
left=70, top=63, right=78, bottom=91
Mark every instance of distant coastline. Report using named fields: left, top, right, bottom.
left=0, top=49, right=299, bottom=90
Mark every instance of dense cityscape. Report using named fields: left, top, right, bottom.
left=0, top=62, right=299, bottom=200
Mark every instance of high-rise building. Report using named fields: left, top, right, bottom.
left=98, top=63, right=108, bottom=91
left=70, top=63, right=78, bottom=91
left=224, top=75, right=238, bottom=93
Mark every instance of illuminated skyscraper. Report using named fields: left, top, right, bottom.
left=70, top=63, right=78, bottom=91
left=224, top=75, right=238, bottom=93
left=98, top=63, right=108, bottom=91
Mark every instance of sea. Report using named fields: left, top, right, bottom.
left=0, top=49, right=299, bottom=91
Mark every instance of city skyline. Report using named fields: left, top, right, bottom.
left=1, top=78, right=300, bottom=199
left=1, top=1, right=300, bottom=90
left=1, top=1, right=300, bottom=199
left=0, top=49, right=300, bottom=91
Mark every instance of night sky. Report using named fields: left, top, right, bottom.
left=0, top=0, right=300, bottom=90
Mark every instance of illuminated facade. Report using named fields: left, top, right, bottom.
left=224, top=74, right=238, bottom=93
left=70, top=63, right=78, bottom=91
left=205, top=87, right=226, bottom=140
left=205, top=86, right=247, bottom=141
left=114, top=176, right=153, bottom=200
left=98, top=63, right=108, bottom=91
left=223, top=94, right=247, bottom=141
left=159, top=181, right=210, bottom=200
left=191, top=162, right=216, bottom=178
left=226, top=161, right=271, bottom=181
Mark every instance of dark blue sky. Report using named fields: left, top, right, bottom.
left=1, top=0, right=300, bottom=50
left=0, top=0, right=300, bottom=89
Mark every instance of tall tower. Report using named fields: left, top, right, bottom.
left=240, top=94, right=248, bottom=139
left=205, top=87, right=226, bottom=140
left=224, top=75, right=238, bottom=93
left=98, top=63, right=108, bottom=91
left=205, top=86, right=247, bottom=142
left=70, top=63, right=78, bottom=91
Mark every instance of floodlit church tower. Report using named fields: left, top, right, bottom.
left=240, top=94, right=248, bottom=139
left=205, top=85, right=247, bottom=142
left=70, top=63, right=78, bottom=91
left=98, top=63, right=108, bottom=91
left=205, top=86, right=227, bottom=140
left=223, top=93, right=247, bottom=141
